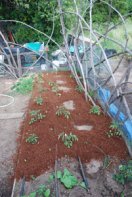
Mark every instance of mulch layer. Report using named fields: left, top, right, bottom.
left=15, top=71, right=129, bottom=180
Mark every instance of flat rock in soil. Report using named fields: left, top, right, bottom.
left=86, top=160, right=103, bottom=178
left=74, top=125, right=93, bottom=131
left=63, top=100, right=75, bottom=110
left=58, top=86, right=71, bottom=92
left=56, top=80, right=66, bottom=85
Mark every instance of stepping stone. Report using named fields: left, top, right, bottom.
left=86, top=160, right=103, bottom=178
left=58, top=86, right=71, bottom=92
left=63, top=100, right=75, bottom=110
left=56, top=80, right=66, bottom=85
left=74, top=125, right=93, bottom=131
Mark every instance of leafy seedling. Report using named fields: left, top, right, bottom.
left=37, top=185, right=50, bottom=197
left=22, top=184, right=50, bottom=197
left=26, top=134, right=39, bottom=144
left=48, top=81, right=56, bottom=87
left=38, top=73, right=44, bottom=83
left=90, top=105, right=101, bottom=115
left=51, top=85, right=59, bottom=93
left=88, top=89, right=95, bottom=98
left=56, top=106, right=71, bottom=119
left=107, top=121, right=121, bottom=138
left=29, top=111, right=46, bottom=124
left=30, top=110, right=40, bottom=116
left=58, top=132, right=78, bottom=148
left=75, top=85, right=83, bottom=93
left=48, top=81, right=61, bottom=95
left=34, top=96, right=43, bottom=105
left=113, top=160, right=132, bottom=185
left=70, top=74, right=74, bottom=78
left=48, top=174, right=55, bottom=183
left=31, top=175, right=36, bottom=180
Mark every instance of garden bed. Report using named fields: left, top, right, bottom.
left=15, top=71, right=128, bottom=180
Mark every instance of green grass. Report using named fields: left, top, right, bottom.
left=84, top=19, right=132, bottom=52
left=97, top=19, right=132, bottom=52
left=11, top=75, right=34, bottom=94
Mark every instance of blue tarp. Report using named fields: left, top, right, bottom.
left=24, top=42, right=42, bottom=52
left=98, top=87, right=132, bottom=141
left=69, top=45, right=83, bottom=54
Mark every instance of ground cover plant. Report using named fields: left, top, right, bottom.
left=22, top=184, right=50, bottom=197
left=113, top=160, right=132, bottom=185
left=11, top=75, right=34, bottom=94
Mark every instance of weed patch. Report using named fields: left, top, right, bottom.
left=11, top=75, right=34, bottom=94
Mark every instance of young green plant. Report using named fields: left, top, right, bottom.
left=58, top=132, right=78, bottom=148
left=107, top=121, right=122, bottom=138
left=26, top=134, right=39, bottom=144
left=29, top=110, right=46, bottom=124
left=34, top=96, right=43, bottom=105
left=113, top=160, right=132, bottom=185
left=90, top=105, right=101, bottom=115
left=56, top=106, right=71, bottom=119
left=75, top=85, right=83, bottom=93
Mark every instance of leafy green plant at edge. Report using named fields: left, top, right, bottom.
left=90, top=105, right=101, bottom=115
left=113, top=160, right=132, bottom=185
left=11, top=75, right=34, bottom=94
left=75, top=85, right=83, bottom=93
left=107, top=121, right=122, bottom=138
left=88, top=89, right=95, bottom=98
left=22, top=184, right=50, bottom=197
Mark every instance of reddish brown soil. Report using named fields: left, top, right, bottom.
left=15, top=71, right=128, bottom=180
